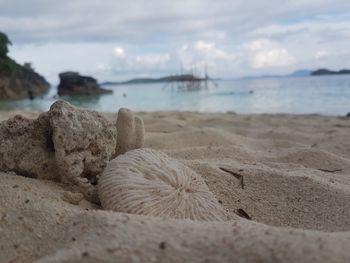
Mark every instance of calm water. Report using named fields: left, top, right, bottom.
left=1, top=75, right=350, bottom=115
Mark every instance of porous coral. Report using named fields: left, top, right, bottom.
left=0, top=100, right=145, bottom=203
left=0, top=113, right=58, bottom=180
left=48, top=101, right=118, bottom=202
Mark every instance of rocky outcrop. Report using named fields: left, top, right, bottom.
left=57, top=72, right=112, bottom=96
left=49, top=101, right=118, bottom=202
left=0, top=31, right=49, bottom=100
left=0, top=113, right=58, bottom=179
left=311, top=68, right=350, bottom=76
left=0, top=62, right=49, bottom=100
left=0, top=100, right=145, bottom=203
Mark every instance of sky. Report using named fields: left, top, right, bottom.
left=1, top=0, right=350, bottom=83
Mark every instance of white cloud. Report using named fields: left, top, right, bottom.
left=315, top=50, right=329, bottom=60
left=3, top=0, right=350, bottom=79
left=247, top=39, right=275, bottom=51
left=177, top=40, right=234, bottom=74
left=246, top=38, right=296, bottom=68
left=134, top=53, right=171, bottom=69
left=253, top=48, right=295, bottom=68
left=114, top=47, right=126, bottom=58
left=247, top=17, right=350, bottom=72
left=2, top=0, right=350, bottom=44
left=194, top=41, right=214, bottom=51
left=96, top=63, right=111, bottom=73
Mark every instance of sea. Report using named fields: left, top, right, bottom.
left=1, top=75, right=350, bottom=116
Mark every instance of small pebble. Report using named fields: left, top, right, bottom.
left=62, top=192, right=84, bottom=205
left=159, top=241, right=166, bottom=250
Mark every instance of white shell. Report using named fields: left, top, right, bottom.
left=98, top=148, right=227, bottom=221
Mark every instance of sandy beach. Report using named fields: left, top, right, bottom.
left=1, top=110, right=350, bottom=262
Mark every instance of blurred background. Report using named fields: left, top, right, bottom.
left=1, top=0, right=350, bottom=115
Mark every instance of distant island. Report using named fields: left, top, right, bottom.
left=239, top=68, right=350, bottom=80
left=58, top=71, right=112, bottom=96
left=310, top=69, right=350, bottom=76
left=103, top=68, right=350, bottom=85
left=239, top=70, right=312, bottom=80
left=0, top=32, right=49, bottom=100
left=101, top=74, right=207, bottom=86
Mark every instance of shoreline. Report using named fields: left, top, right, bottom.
left=1, top=75, right=350, bottom=115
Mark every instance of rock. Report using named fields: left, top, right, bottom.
left=346, top=112, right=350, bottom=118
left=57, top=72, right=112, bottom=96
left=0, top=100, right=145, bottom=203
left=48, top=100, right=117, bottom=202
left=115, top=108, right=145, bottom=156
left=311, top=68, right=350, bottom=76
left=62, top=191, right=84, bottom=205
left=0, top=32, right=49, bottom=100
left=0, top=113, right=58, bottom=180
left=98, top=148, right=228, bottom=221
left=0, top=62, right=49, bottom=100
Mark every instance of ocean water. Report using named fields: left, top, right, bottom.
left=1, top=75, right=350, bottom=116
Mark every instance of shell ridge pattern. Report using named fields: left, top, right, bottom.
left=98, top=148, right=228, bottom=221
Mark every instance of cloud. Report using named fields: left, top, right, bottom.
left=315, top=50, right=329, bottom=60
left=246, top=39, right=296, bottom=68
left=253, top=49, right=296, bottom=68
left=177, top=41, right=235, bottom=74
left=248, top=16, right=350, bottom=70
left=114, top=47, right=126, bottom=58
left=100, top=40, right=237, bottom=80
left=2, top=0, right=350, bottom=44
left=96, top=63, right=112, bottom=73
left=193, top=41, right=214, bottom=51
left=247, top=39, right=273, bottom=51
left=3, top=0, right=350, bottom=80
left=108, top=49, right=173, bottom=80
left=134, top=54, right=170, bottom=69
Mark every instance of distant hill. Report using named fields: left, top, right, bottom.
left=101, top=68, right=350, bottom=86
left=0, top=32, right=49, bottom=100
left=101, top=74, right=205, bottom=86
left=289, top=70, right=313, bottom=77
left=240, top=70, right=312, bottom=80
left=311, top=69, right=350, bottom=76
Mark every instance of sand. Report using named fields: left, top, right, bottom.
left=1, top=110, right=350, bottom=262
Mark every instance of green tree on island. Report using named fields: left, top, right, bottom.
left=0, top=32, right=12, bottom=58
left=0, top=32, right=16, bottom=74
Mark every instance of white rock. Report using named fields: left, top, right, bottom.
left=115, top=108, right=145, bottom=156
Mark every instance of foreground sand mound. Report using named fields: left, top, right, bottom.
left=142, top=112, right=350, bottom=232
left=1, top=172, right=350, bottom=263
